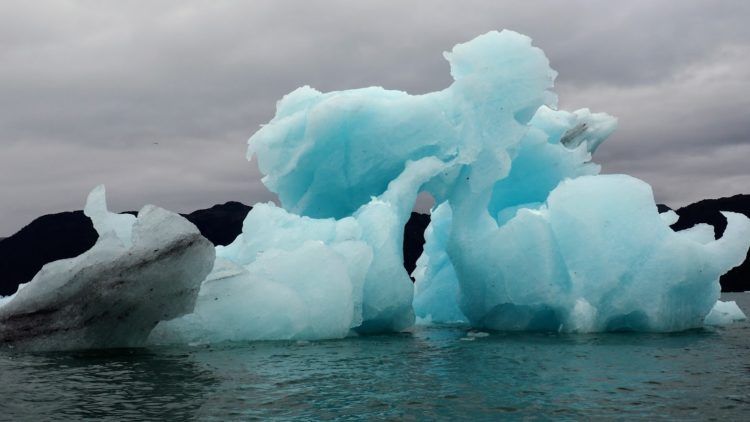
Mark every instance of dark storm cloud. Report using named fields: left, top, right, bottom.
left=1, top=0, right=749, bottom=235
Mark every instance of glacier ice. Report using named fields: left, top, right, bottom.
left=248, top=31, right=556, bottom=220
left=242, top=29, right=749, bottom=334
left=433, top=175, right=750, bottom=332
left=2, top=29, right=750, bottom=350
left=0, top=187, right=215, bottom=351
left=150, top=157, right=449, bottom=343
left=149, top=203, right=373, bottom=343
left=412, top=202, right=467, bottom=324
left=704, top=300, right=747, bottom=326
left=84, top=184, right=136, bottom=247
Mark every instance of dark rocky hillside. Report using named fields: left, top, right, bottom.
left=2, top=195, right=749, bottom=297
left=0, top=211, right=98, bottom=296
left=0, top=202, right=429, bottom=297
left=669, top=194, right=750, bottom=292
left=182, top=202, right=252, bottom=246
left=0, top=202, right=251, bottom=296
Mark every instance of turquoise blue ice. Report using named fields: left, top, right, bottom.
left=220, top=29, right=749, bottom=336
left=3, top=30, right=749, bottom=350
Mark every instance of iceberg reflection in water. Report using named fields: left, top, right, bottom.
left=2, top=293, right=749, bottom=420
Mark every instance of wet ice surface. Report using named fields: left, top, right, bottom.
left=2, top=292, right=749, bottom=420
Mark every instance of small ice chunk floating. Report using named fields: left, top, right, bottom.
left=2, top=30, right=749, bottom=350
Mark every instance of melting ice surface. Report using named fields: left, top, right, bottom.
left=2, top=30, right=750, bottom=350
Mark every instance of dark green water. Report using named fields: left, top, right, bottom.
left=2, top=293, right=749, bottom=420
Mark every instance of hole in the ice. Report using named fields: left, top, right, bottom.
left=414, top=191, right=436, bottom=214
left=403, top=192, right=435, bottom=281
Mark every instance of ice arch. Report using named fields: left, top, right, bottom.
left=2, top=30, right=749, bottom=351
left=156, top=30, right=749, bottom=341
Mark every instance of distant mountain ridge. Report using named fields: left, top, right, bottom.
left=1, top=195, right=748, bottom=297
left=0, top=202, right=251, bottom=296
left=669, top=194, right=750, bottom=292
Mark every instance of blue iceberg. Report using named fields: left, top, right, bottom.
left=3, top=30, right=749, bottom=350
left=222, top=29, right=748, bottom=335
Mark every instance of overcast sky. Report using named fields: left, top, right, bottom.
left=1, top=1, right=749, bottom=236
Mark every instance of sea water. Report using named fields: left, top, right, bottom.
left=1, top=292, right=748, bottom=420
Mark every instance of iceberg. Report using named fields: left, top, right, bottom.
left=2, top=30, right=749, bottom=350
left=704, top=300, right=747, bottom=326
left=433, top=175, right=750, bottom=332
left=150, top=157, right=449, bottom=343
left=242, top=29, right=750, bottom=333
left=0, top=187, right=215, bottom=351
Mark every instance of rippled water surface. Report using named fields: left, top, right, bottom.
left=2, top=293, right=750, bottom=420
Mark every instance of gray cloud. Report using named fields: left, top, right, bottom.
left=1, top=0, right=749, bottom=235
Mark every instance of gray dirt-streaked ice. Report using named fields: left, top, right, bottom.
left=0, top=187, right=215, bottom=351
